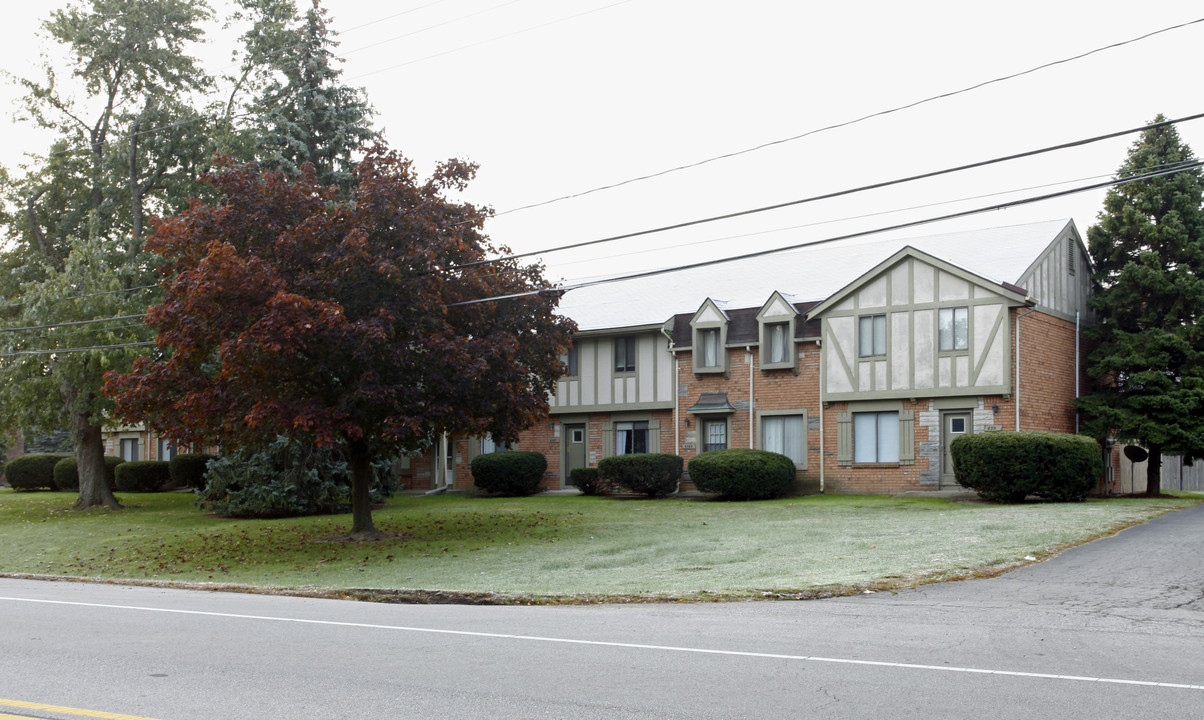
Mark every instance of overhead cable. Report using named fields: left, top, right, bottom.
left=455, top=112, right=1204, bottom=269
left=447, top=161, right=1204, bottom=306
left=492, top=16, right=1204, bottom=217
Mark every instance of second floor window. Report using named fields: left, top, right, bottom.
left=700, top=328, right=721, bottom=368
left=766, top=322, right=789, bottom=364
left=938, top=307, right=969, bottom=351
left=614, top=336, right=636, bottom=373
left=858, top=314, right=887, bottom=357
left=565, top=343, right=579, bottom=376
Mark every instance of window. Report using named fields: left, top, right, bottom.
left=853, top=412, right=899, bottom=463
left=766, top=322, right=789, bottom=364
left=119, top=438, right=140, bottom=462
left=938, top=307, right=968, bottom=351
left=157, top=438, right=176, bottom=462
left=700, top=328, right=721, bottom=368
left=703, top=420, right=727, bottom=452
left=480, top=435, right=509, bottom=454
left=615, top=421, right=648, bottom=455
left=858, top=315, right=886, bottom=357
left=564, top=343, right=579, bottom=376
left=762, top=415, right=805, bottom=465
left=614, top=336, right=636, bottom=373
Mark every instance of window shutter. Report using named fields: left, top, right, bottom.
left=898, top=410, right=915, bottom=465
left=837, top=412, right=852, bottom=466
left=601, top=422, right=614, bottom=458
left=467, top=437, right=480, bottom=460
left=648, top=420, right=661, bottom=453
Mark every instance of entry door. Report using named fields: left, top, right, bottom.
left=564, top=424, right=586, bottom=485
left=941, top=412, right=972, bottom=486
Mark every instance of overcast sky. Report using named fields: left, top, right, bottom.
left=2, top=0, right=1202, bottom=285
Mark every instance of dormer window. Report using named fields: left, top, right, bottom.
left=858, top=314, right=887, bottom=357
left=757, top=291, right=799, bottom=371
left=700, top=328, right=721, bottom=368
left=690, top=298, right=729, bottom=375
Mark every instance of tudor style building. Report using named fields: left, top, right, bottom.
left=403, top=219, right=1092, bottom=495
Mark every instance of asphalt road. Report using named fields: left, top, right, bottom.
left=1, top=505, right=1201, bottom=719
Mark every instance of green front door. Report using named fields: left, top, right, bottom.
left=564, top=423, right=586, bottom=486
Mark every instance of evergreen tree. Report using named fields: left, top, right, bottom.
left=250, top=0, right=376, bottom=191
left=1076, top=116, right=1204, bottom=495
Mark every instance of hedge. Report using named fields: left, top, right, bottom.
left=596, top=453, right=682, bottom=498
left=470, top=451, right=547, bottom=496
left=115, top=461, right=173, bottom=492
left=951, top=431, right=1102, bottom=502
left=169, top=453, right=217, bottom=489
left=53, top=456, right=123, bottom=491
left=688, top=449, right=796, bottom=500
left=5, top=454, right=72, bottom=491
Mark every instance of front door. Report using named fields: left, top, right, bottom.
left=564, top=423, right=586, bottom=485
left=941, top=412, right=972, bottom=487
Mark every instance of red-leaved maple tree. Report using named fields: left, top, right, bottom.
left=105, top=146, right=575, bottom=537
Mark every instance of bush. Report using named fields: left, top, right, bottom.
left=597, top=453, right=682, bottom=498
left=688, top=449, right=796, bottom=500
left=951, top=431, right=1102, bottom=502
left=5, top=454, right=72, bottom=491
left=570, top=467, right=611, bottom=496
left=169, top=453, right=217, bottom=489
left=115, top=461, right=173, bottom=492
left=53, top=456, right=123, bottom=491
left=196, top=437, right=398, bottom=517
left=470, top=451, right=547, bottom=496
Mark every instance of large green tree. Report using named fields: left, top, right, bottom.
left=1076, top=116, right=1204, bottom=495
left=0, top=0, right=214, bottom=508
left=106, top=148, right=575, bottom=537
left=245, top=0, right=377, bottom=191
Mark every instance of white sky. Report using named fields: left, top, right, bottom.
left=2, top=0, right=1203, bottom=286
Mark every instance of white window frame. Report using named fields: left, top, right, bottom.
left=703, top=419, right=728, bottom=453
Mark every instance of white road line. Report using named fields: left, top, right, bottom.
left=2, top=595, right=1201, bottom=691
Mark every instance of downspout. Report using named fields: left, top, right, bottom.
left=1014, top=306, right=1038, bottom=432
left=1075, top=310, right=1080, bottom=434
left=818, top=337, right=825, bottom=494
left=747, top=346, right=755, bottom=449
left=661, top=326, right=679, bottom=456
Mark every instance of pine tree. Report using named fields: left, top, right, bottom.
left=252, top=0, right=376, bottom=191
left=1076, top=116, right=1204, bottom=495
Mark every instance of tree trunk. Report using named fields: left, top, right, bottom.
left=347, top=439, right=378, bottom=537
left=72, top=411, right=121, bottom=510
left=1146, top=444, right=1163, bottom=496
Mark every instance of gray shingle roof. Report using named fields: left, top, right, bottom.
left=556, top=219, right=1073, bottom=331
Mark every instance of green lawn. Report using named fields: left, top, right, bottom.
left=0, top=489, right=1198, bottom=602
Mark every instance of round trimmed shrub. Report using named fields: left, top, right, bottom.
left=5, top=453, right=72, bottom=491
left=596, top=453, right=683, bottom=498
left=951, top=431, right=1102, bottom=502
left=471, top=451, right=547, bottom=496
left=169, top=453, right=217, bottom=489
left=688, top=449, right=796, bottom=500
left=570, top=467, right=610, bottom=496
left=115, top=460, right=173, bottom=492
left=53, top=456, right=123, bottom=491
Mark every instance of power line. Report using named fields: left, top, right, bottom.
left=0, top=284, right=157, bottom=310
left=493, top=16, right=1204, bottom=217
left=0, top=341, right=155, bottom=358
left=448, top=161, right=1204, bottom=306
left=349, top=0, right=633, bottom=80
left=456, top=113, right=1204, bottom=269
left=0, top=314, right=147, bottom=334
